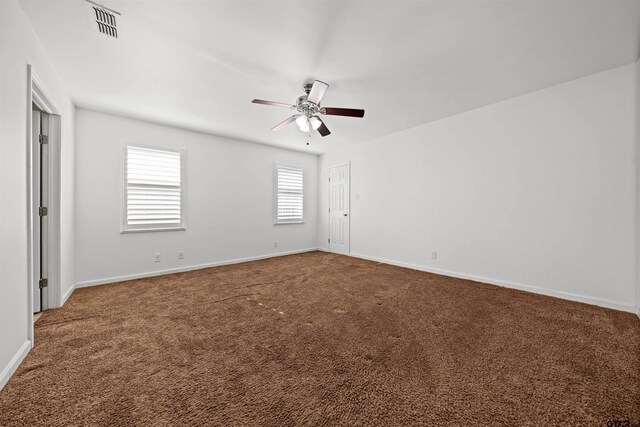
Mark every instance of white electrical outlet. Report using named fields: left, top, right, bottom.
left=431, top=251, right=437, bottom=260
left=154, top=253, right=161, bottom=263
left=273, top=241, right=278, bottom=248
left=178, top=251, right=184, bottom=260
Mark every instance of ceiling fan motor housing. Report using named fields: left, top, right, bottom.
left=297, top=95, right=320, bottom=118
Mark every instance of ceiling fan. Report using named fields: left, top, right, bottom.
left=252, top=80, right=365, bottom=137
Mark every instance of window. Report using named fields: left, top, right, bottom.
left=123, top=144, right=185, bottom=232
left=275, top=164, right=304, bottom=224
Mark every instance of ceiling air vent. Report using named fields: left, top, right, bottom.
left=85, top=0, right=120, bottom=39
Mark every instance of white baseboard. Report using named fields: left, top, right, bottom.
left=348, top=252, right=638, bottom=314
left=75, top=248, right=319, bottom=289
left=61, top=284, right=75, bottom=305
left=0, top=340, right=31, bottom=391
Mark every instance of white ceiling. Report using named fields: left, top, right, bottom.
left=19, top=0, right=640, bottom=154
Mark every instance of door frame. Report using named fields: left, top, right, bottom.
left=27, top=65, right=62, bottom=344
left=328, top=161, right=351, bottom=254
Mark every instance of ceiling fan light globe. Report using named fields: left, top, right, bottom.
left=298, top=122, right=310, bottom=132
left=309, top=116, right=322, bottom=130
left=296, top=115, right=309, bottom=132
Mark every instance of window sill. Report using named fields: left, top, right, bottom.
left=274, top=221, right=305, bottom=225
left=121, top=226, right=186, bottom=234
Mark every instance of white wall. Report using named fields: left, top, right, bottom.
left=75, top=109, right=318, bottom=286
left=0, top=0, right=75, bottom=388
left=319, top=63, right=639, bottom=313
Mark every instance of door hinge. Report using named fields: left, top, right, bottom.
left=328, top=238, right=330, bottom=243
left=39, top=278, right=48, bottom=288
left=39, top=206, right=48, bottom=216
left=39, top=135, right=48, bottom=144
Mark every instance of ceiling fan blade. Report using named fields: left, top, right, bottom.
left=252, top=99, right=295, bottom=109
left=307, top=80, right=329, bottom=105
left=271, top=115, right=299, bottom=132
left=322, top=107, right=365, bottom=118
left=316, top=118, right=331, bottom=137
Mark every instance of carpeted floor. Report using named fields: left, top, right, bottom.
left=1, top=251, right=638, bottom=426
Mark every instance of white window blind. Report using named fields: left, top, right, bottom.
left=124, top=145, right=184, bottom=231
left=275, top=165, right=304, bottom=223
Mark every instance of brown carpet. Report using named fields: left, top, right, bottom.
left=1, top=252, right=638, bottom=426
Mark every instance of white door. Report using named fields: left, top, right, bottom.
left=32, top=109, right=41, bottom=313
left=32, top=109, right=49, bottom=313
left=40, top=111, right=50, bottom=311
left=329, top=163, right=350, bottom=254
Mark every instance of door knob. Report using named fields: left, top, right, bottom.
left=343, top=213, right=348, bottom=217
